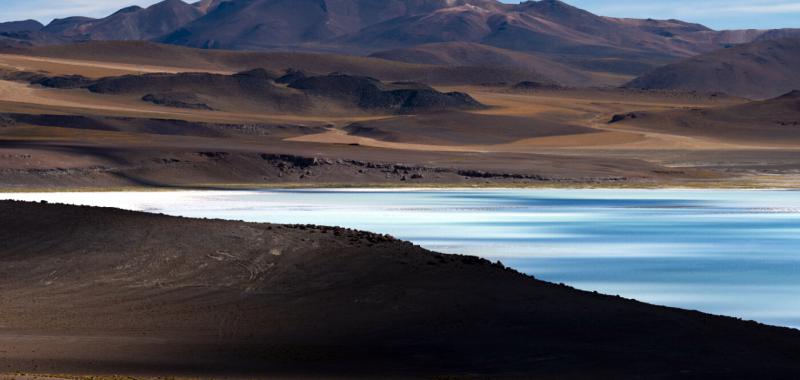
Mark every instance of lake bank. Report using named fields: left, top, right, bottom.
left=4, top=188, right=800, bottom=328
left=2, top=199, right=800, bottom=379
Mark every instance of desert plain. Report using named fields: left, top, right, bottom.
left=1, top=42, right=798, bottom=191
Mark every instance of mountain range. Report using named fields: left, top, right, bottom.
left=5, top=1, right=799, bottom=59
left=625, top=38, right=800, bottom=99
left=2, top=0, right=800, bottom=98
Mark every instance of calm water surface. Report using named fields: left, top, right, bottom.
left=5, top=189, right=800, bottom=328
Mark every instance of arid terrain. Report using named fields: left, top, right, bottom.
left=2, top=200, right=800, bottom=379
left=0, top=41, right=798, bottom=190
left=2, top=0, right=800, bottom=378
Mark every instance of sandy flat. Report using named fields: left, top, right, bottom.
left=287, top=127, right=489, bottom=152
left=0, top=54, right=232, bottom=77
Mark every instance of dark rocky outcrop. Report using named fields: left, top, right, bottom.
left=0, top=114, right=15, bottom=127
left=609, top=113, right=639, bottom=124
left=288, top=74, right=484, bottom=113
left=275, top=68, right=308, bottom=84
left=512, top=81, right=562, bottom=91
left=86, top=69, right=308, bottom=112
left=142, top=92, right=213, bottom=110
left=34, top=74, right=95, bottom=89
left=0, top=70, right=95, bottom=89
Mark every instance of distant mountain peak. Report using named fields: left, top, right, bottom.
left=9, top=0, right=797, bottom=86
left=515, top=0, right=595, bottom=18
left=0, top=19, right=44, bottom=34
left=111, top=6, right=144, bottom=16
left=38, top=0, right=203, bottom=41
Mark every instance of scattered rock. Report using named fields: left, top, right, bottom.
left=512, top=81, right=561, bottom=91
left=609, top=113, right=639, bottom=124
left=142, top=92, right=213, bottom=110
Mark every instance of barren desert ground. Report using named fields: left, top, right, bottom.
left=1, top=47, right=798, bottom=190
left=2, top=200, right=800, bottom=379
left=3, top=0, right=800, bottom=378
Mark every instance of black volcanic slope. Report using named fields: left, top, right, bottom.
left=625, top=38, right=800, bottom=99
left=1, top=201, right=800, bottom=378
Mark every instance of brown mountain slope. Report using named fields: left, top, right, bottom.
left=339, top=0, right=793, bottom=72
left=2, top=200, right=800, bottom=378
left=12, top=40, right=573, bottom=85
left=0, top=20, right=43, bottom=33
left=609, top=90, right=800, bottom=145
left=43, top=0, right=204, bottom=40
left=162, top=0, right=500, bottom=50
left=40, top=16, right=96, bottom=35
left=7, top=0, right=798, bottom=79
left=155, top=0, right=775, bottom=61
left=754, top=28, right=800, bottom=42
left=369, top=42, right=594, bottom=86
left=340, top=0, right=714, bottom=62
left=625, top=39, right=800, bottom=100
left=194, top=0, right=228, bottom=13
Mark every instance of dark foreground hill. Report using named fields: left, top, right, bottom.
left=625, top=38, right=800, bottom=99
left=1, top=201, right=800, bottom=378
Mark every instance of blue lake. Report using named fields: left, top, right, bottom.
left=5, top=189, right=800, bottom=328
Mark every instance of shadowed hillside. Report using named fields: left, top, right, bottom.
left=4, top=40, right=577, bottom=85
left=0, top=20, right=43, bottom=33
left=625, top=39, right=800, bottom=99
left=609, top=90, right=800, bottom=145
left=3, top=0, right=797, bottom=78
left=369, top=42, right=595, bottom=85
left=41, top=0, right=205, bottom=40
left=1, top=200, right=800, bottom=378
